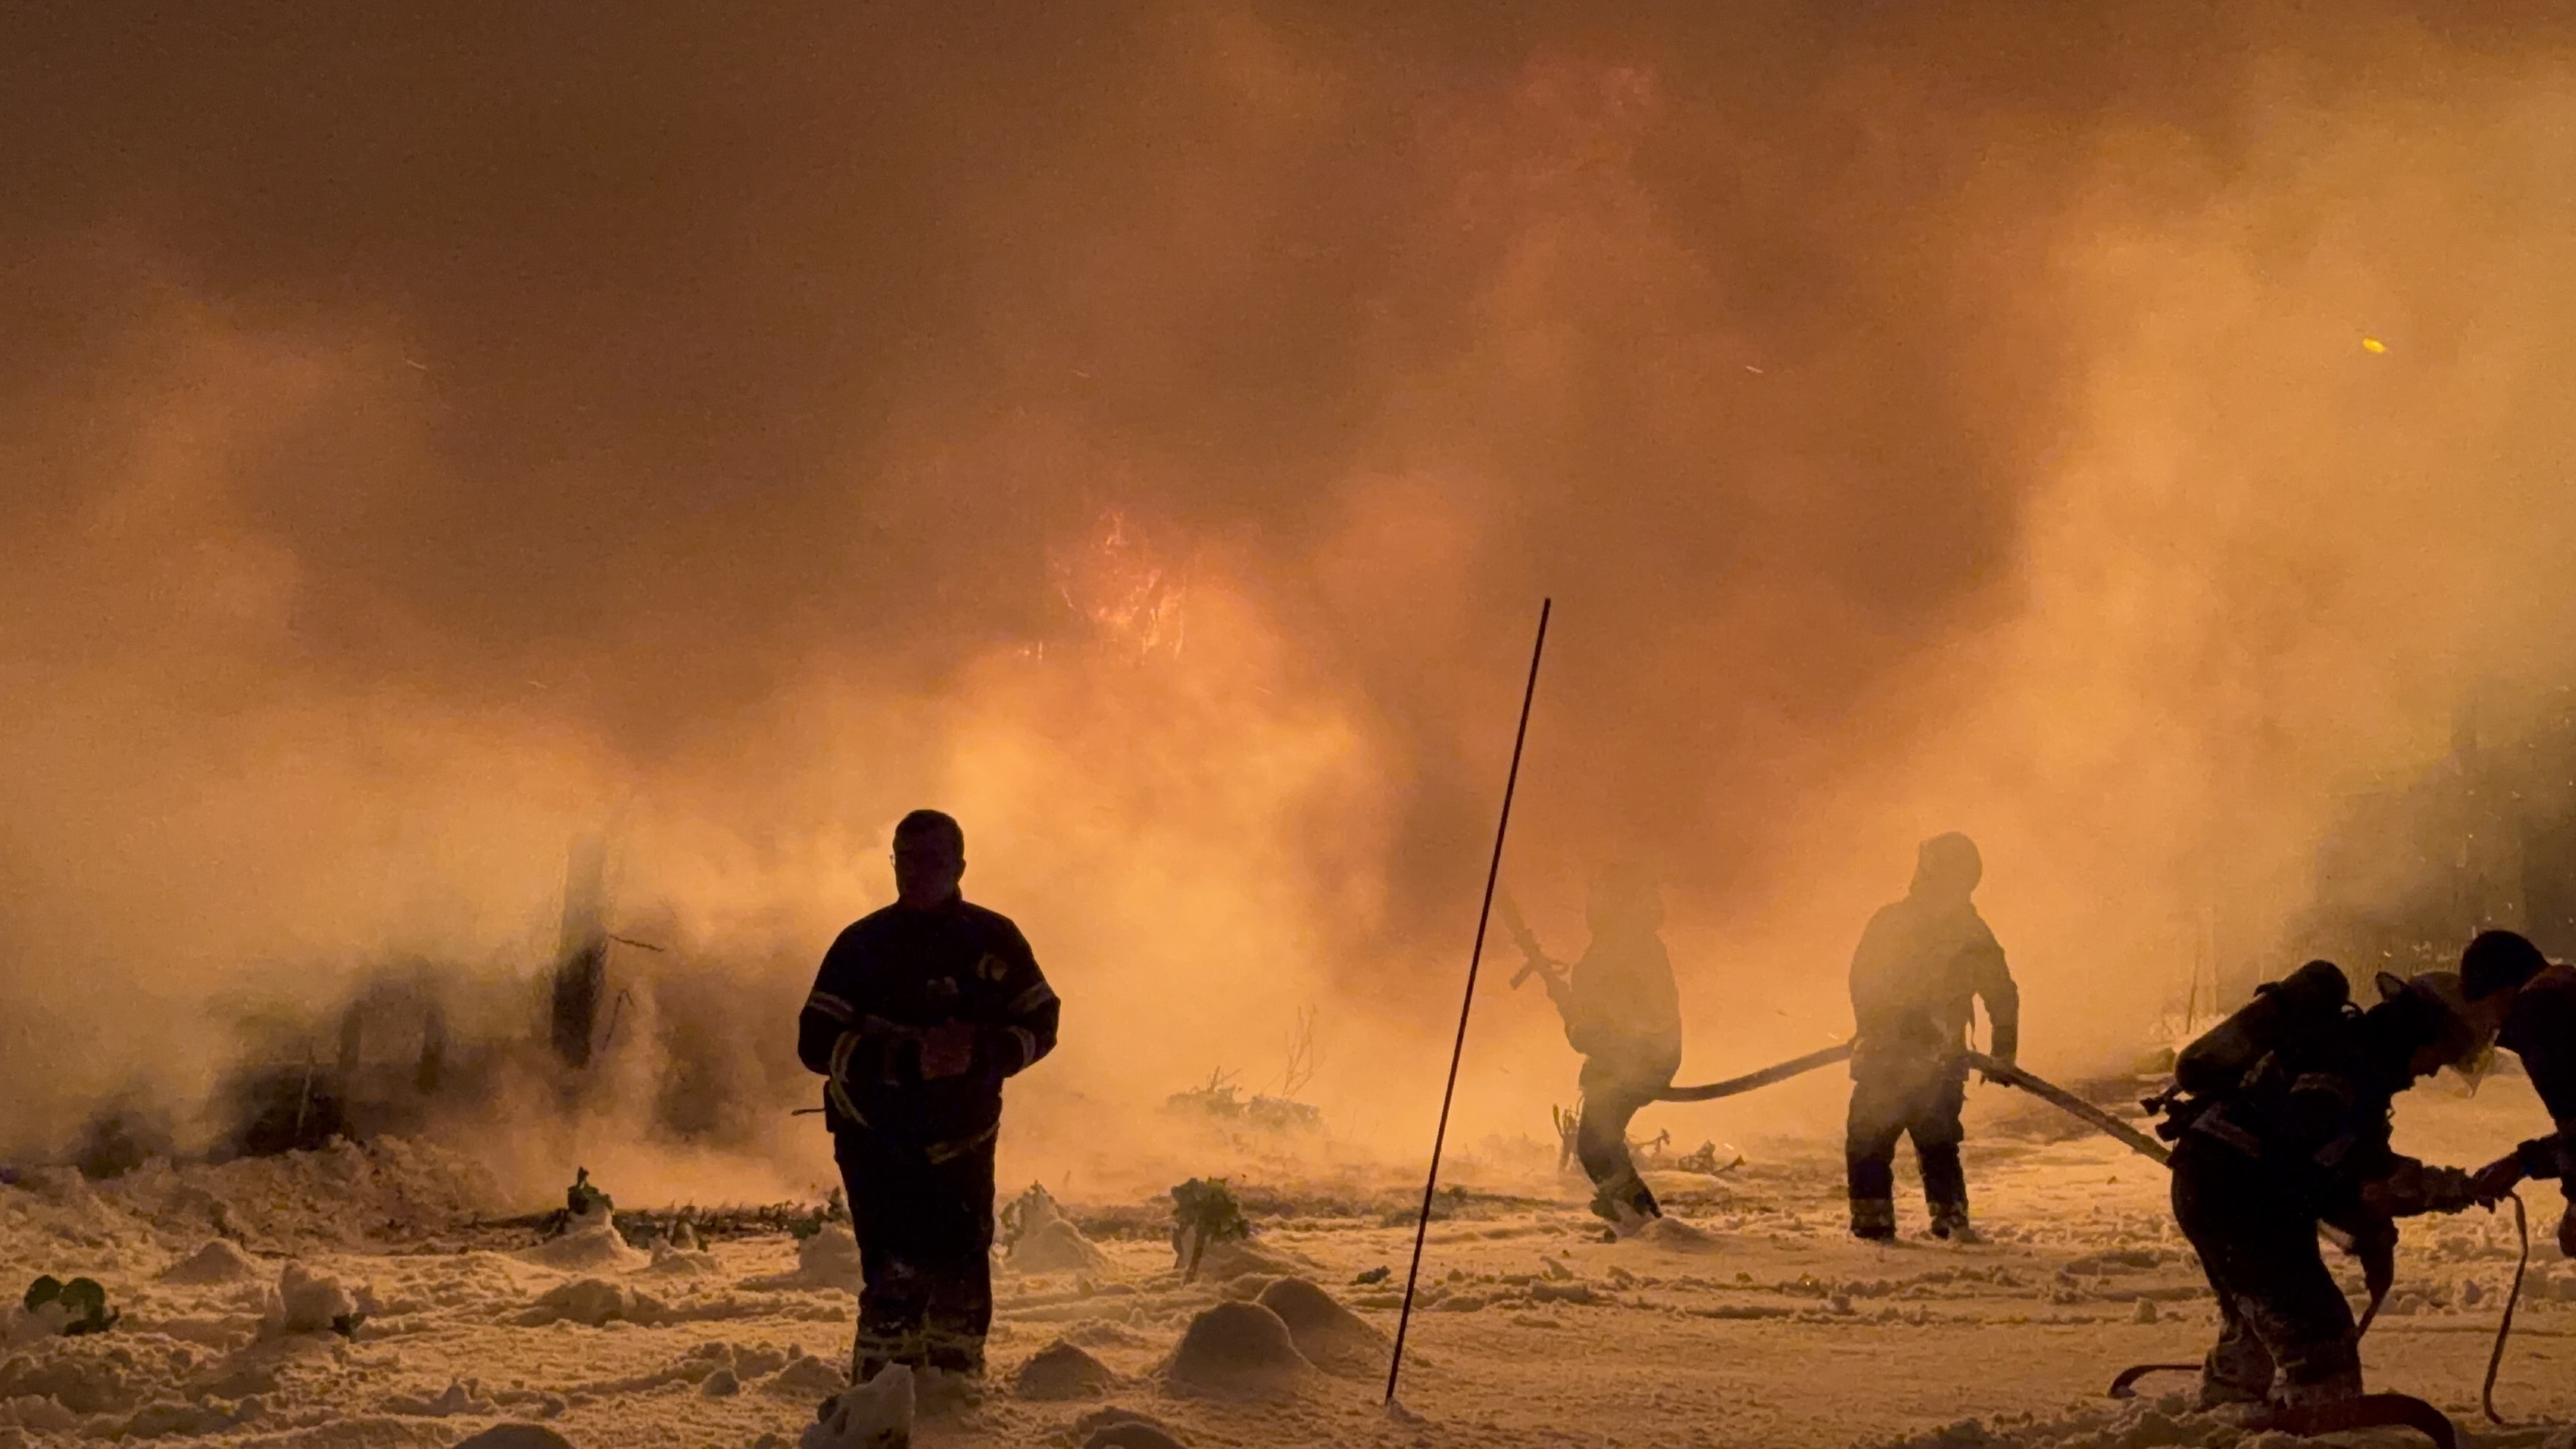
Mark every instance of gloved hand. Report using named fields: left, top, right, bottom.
left=2558, top=1198, right=2576, bottom=1259
left=918, top=1022, right=981, bottom=1080
left=2471, top=1152, right=2528, bottom=1205
left=2362, top=1163, right=2480, bottom=1217
left=1976, top=1055, right=2018, bottom=1087
left=2423, top=1166, right=2482, bottom=1215
left=2359, top=1221, right=2396, bottom=1307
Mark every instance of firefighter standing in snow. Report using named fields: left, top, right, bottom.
left=1546, top=866, right=1684, bottom=1230
left=2458, top=930, right=2576, bottom=1259
left=797, top=809, right=1060, bottom=1394
left=1845, top=832, right=2018, bottom=1242
left=2161, top=966, right=2492, bottom=1409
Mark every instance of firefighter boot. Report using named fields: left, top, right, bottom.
left=1849, top=1195, right=1897, bottom=1242
left=1920, top=1142, right=1978, bottom=1241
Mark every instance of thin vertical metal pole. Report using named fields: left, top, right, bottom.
left=1384, top=598, right=1551, bottom=1407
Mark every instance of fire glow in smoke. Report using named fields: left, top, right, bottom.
left=7, top=4, right=2576, bottom=1195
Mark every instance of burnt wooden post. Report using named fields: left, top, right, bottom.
left=549, top=834, right=611, bottom=1069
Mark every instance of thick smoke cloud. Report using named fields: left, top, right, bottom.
left=8, top=3, right=2576, bottom=1179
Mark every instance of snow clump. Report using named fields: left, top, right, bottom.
left=795, top=1224, right=865, bottom=1292
left=1254, top=1277, right=1387, bottom=1378
left=1164, top=1300, right=1313, bottom=1396
left=160, top=1240, right=260, bottom=1286
left=266, top=1262, right=356, bottom=1335
left=803, top=1363, right=912, bottom=1449
left=1014, top=1340, right=1117, bottom=1400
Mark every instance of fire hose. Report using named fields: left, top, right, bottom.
left=1655, top=1041, right=1855, bottom=1102
left=2483, top=1191, right=2530, bottom=1428
left=1650, top=1040, right=2173, bottom=1172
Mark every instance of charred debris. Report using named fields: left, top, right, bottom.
left=53, top=834, right=709, bottom=1180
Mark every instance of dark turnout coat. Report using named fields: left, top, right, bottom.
left=1847, top=894, right=2019, bottom=1074
left=797, top=898, right=1061, bottom=1158
left=1560, top=929, right=1682, bottom=1076
left=2184, top=1008, right=2472, bottom=1226
left=2501, top=964, right=2576, bottom=1186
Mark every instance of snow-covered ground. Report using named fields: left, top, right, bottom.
left=4, top=1079, right=2573, bottom=1449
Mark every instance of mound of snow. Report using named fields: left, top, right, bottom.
left=95, top=1138, right=502, bottom=1252
left=453, top=1427, right=578, bottom=1449
left=519, top=1212, right=649, bottom=1273
left=796, top=1224, right=864, bottom=1291
left=1063, top=1320, right=1153, bottom=1350
left=1856, top=1400, right=2250, bottom=1449
left=767, top=1350, right=849, bottom=1401
left=788, top=1216, right=860, bottom=1284
left=0, top=1347, right=143, bottom=1415
left=269, top=1262, right=356, bottom=1334
left=1014, top=1340, right=1117, bottom=1400
left=383, top=1381, right=495, bottom=1418
left=803, top=1364, right=912, bottom=1449
left=1012, top=1218, right=1110, bottom=1276
left=1191, top=1238, right=1314, bottom=1282
left=162, top=1240, right=261, bottom=1286
left=523, top=1277, right=660, bottom=1328
left=1638, top=1216, right=1720, bottom=1252
left=191, top=1360, right=282, bottom=1401
left=1164, top=1300, right=1312, bottom=1396
left=1073, top=1407, right=1188, bottom=1449
left=1086, top=1426, right=1188, bottom=1449
left=1, top=1395, right=86, bottom=1434
left=3, top=1300, right=75, bottom=1344
left=117, top=1399, right=251, bottom=1439
left=1214, top=1271, right=1274, bottom=1302
left=741, top=1228, right=865, bottom=1296
left=646, top=1243, right=721, bottom=1277
left=9, top=1167, right=103, bottom=1213
left=1254, top=1277, right=1387, bottom=1378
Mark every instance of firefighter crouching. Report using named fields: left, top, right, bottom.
left=2160, top=964, right=2496, bottom=1410
left=797, top=809, right=1061, bottom=1403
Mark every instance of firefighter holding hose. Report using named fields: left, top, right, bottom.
left=1845, top=832, right=2019, bottom=1243
left=1508, top=864, right=1683, bottom=1234
left=2161, top=967, right=2493, bottom=1409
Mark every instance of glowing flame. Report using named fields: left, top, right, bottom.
left=1047, top=507, right=1187, bottom=660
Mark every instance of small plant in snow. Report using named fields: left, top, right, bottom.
left=1675, top=1141, right=1745, bottom=1176
left=23, top=1275, right=116, bottom=1336
left=537, top=1166, right=617, bottom=1240
left=788, top=1186, right=848, bottom=1243
left=566, top=1166, right=613, bottom=1218
left=998, top=1182, right=1059, bottom=1248
left=1549, top=1104, right=1583, bottom=1172
left=1169, top=1177, right=1251, bottom=1283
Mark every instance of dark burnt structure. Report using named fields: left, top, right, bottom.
left=2291, top=690, right=2576, bottom=983
left=549, top=833, right=613, bottom=1071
